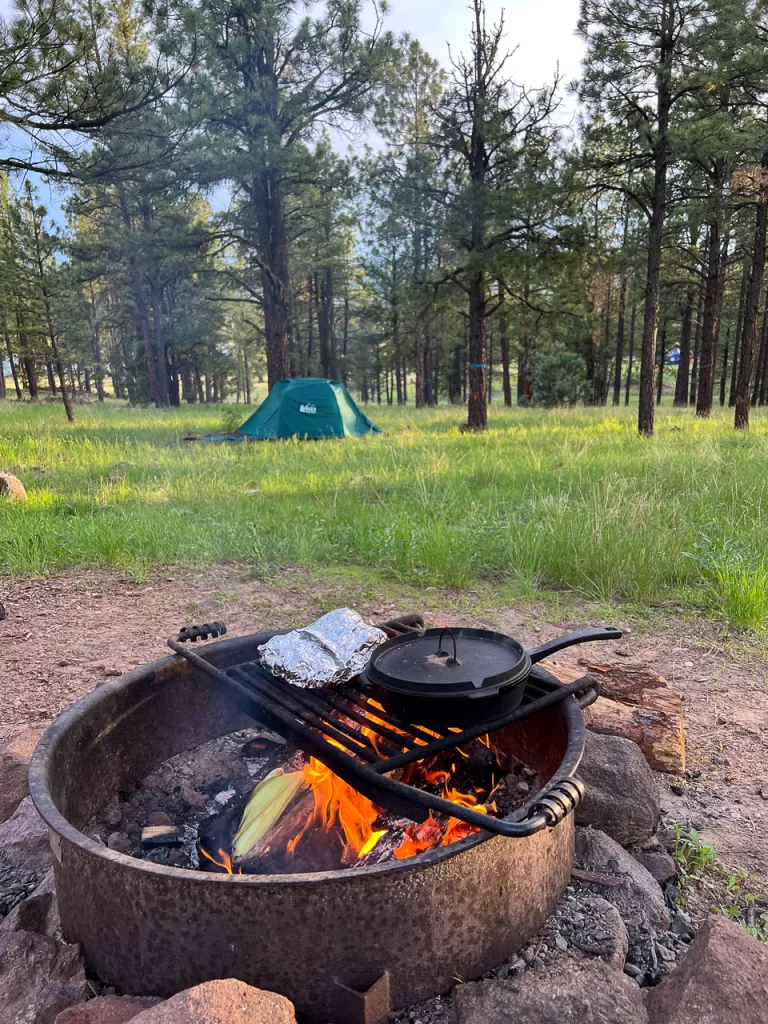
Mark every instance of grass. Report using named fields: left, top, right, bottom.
left=672, top=825, right=768, bottom=946
left=2, top=397, right=768, bottom=630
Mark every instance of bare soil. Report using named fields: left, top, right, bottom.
left=2, top=565, right=767, bottom=885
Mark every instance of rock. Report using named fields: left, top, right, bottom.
left=669, top=910, right=695, bottom=941
left=102, top=798, right=123, bottom=830
left=129, top=980, right=296, bottom=1024
left=0, top=796, right=52, bottom=873
left=146, top=811, right=173, bottom=827
left=455, top=959, right=649, bottom=1023
left=576, top=732, right=660, bottom=846
left=645, top=914, right=768, bottom=1024
left=575, top=827, right=669, bottom=973
left=635, top=849, right=677, bottom=886
left=107, top=832, right=132, bottom=855
left=0, top=929, right=86, bottom=1023
left=55, top=995, right=162, bottom=1024
left=0, top=726, right=44, bottom=823
left=575, top=828, right=669, bottom=931
left=0, top=472, right=28, bottom=502
left=179, top=785, right=207, bottom=810
left=0, top=868, right=59, bottom=936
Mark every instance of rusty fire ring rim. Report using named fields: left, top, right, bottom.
left=28, top=638, right=586, bottom=885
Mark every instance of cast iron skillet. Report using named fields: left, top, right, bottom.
left=364, top=626, right=622, bottom=728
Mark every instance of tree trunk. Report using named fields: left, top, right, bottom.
left=730, top=259, right=750, bottom=407
left=5, top=333, right=22, bottom=400
left=498, top=282, right=512, bottom=407
left=317, top=256, right=336, bottom=380
left=256, top=169, right=292, bottom=389
left=244, top=347, right=252, bottom=405
left=487, top=323, right=493, bottom=402
left=467, top=272, right=487, bottom=429
left=118, top=186, right=160, bottom=406
left=414, top=227, right=426, bottom=409
left=612, top=275, right=627, bottom=405
left=88, top=285, right=105, bottom=402
left=306, top=274, right=315, bottom=375
left=342, top=284, right=350, bottom=386
left=689, top=265, right=706, bottom=405
left=719, top=327, right=730, bottom=407
left=754, top=292, right=768, bottom=406
left=656, top=324, right=667, bottom=405
left=29, top=208, right=74, bottom=423
left=735, top=154, right=768, bottom=430
left=638, top=4, right=672, bottom=437
left=624, top=304, right=636, bottom=406
left=696, top=221, right=728, bottom=416
left=46, top=361, right=56, bottom=395
left=673, top=286, right=695, bottom=406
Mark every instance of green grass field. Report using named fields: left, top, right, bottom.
left=2, top=397, right=768, bottom=630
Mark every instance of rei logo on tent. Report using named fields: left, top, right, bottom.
left=299, top=403, right=317, bottom=415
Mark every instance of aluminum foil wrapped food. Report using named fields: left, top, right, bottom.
left=257, top=608, right=387, bottom=689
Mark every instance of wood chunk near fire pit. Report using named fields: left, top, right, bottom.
left=551, top=663, right=686, bottom=774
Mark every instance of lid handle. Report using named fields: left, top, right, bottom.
left=436, top=628, right=459, bottom=666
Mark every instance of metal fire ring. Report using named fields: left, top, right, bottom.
left=29, top=631, right=586, bottom=1024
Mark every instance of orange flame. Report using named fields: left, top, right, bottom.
left=200, top=845, right=236, bottom=874
left=294, top=757, right=388, bottom=860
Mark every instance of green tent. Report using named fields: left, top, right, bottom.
left=237, top=378, right=381, bottom=440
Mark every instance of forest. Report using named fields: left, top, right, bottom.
left=2, top=0, right=768, bottom=438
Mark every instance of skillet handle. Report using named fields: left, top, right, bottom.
left=528, top=627, right=622, bottom=664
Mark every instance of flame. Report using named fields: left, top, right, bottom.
left=200, top=846, right=236, bottom=874
left=294, top=757, right=387, bottom=860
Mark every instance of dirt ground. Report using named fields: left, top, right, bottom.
left=2, top=564, right=767, bottom=885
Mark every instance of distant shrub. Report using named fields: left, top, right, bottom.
left=530, top=349, right=587, bottom=408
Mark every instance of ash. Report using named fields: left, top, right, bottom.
left=0, top=851, right=42, bottom=923
left=86, top=728, right=290, bottom=868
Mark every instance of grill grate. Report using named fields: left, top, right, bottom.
left=168, top=623, right=596, bottom=838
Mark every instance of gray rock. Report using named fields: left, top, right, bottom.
left=669, top=910, right=695, bottom=941
left=0, top=796, right=52, bottom=873
left=635, top=849, right=677, bottom=886
left=575, top=827, right=669, bottom=972
left=0, top=929, right=86, bottom=1022
left=107, top=832, right=132, bottom=855
left=576, top=733, right=660, bottom=846
left=646, top=914, right=768, bottom=1024
left=455, top=959, right=649, bottom=1023
left=575, top=828, right=669, bottom=931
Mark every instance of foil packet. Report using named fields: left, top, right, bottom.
left=257, top=608, right=387, bottom=689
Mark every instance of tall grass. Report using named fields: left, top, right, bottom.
left=2, top=398, right=768, bottom=628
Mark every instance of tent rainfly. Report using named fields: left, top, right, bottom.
left=236, top=378, right=381, bottom=440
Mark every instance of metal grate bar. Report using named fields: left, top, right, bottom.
left=304, top=685, right=438, bottom=754
left=229, top=666, right=381, bottom=764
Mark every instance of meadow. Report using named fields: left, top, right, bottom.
left=2, top=397, right=768, bottom=629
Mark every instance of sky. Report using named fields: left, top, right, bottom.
left=378, top=0, right=585, bottom=94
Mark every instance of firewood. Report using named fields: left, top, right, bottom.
left=234, top=790, right=345, bottom=874
left=583, top=695, right=685, bottom=774
left=142, top=825, right=182, bottom=848
left=547, top=662, right=686, bottom=775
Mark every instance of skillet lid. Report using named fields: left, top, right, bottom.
left=365, top=627, right=531, bottom=700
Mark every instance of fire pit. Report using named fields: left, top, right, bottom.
left=29, top=628, right=592, bottom=1023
